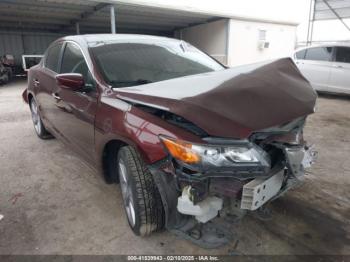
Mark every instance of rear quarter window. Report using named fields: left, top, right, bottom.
left=335, top=47, right=350, bottom=63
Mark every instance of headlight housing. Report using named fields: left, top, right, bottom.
left=160, top=136, right=270, bottom=172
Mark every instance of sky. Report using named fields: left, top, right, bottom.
left=119, top=0, right=350, bottom=43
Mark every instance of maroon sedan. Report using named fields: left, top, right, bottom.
left=23, top=34, right=317, bottom=247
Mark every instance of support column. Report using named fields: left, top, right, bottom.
left=110, top=5, right=116, bottom=34
left=75, top=22, right=80, bottom=35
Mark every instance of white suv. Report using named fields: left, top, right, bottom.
left=293, top=44, right=350, bottom=95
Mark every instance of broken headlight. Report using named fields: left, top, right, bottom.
left=160, top=136, right=270, bottom=171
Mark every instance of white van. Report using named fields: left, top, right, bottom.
left=293, top=44, right=350, bottom=95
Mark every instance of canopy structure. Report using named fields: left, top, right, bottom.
left=307, top=0, right=350, bottom=44
left=0, top=0, right=223, bottom=35
left=0, top=0, right=300, bottom=36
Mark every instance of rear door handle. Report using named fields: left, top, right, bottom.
left=52, top=92, right=61, bottom=101
left=33, top=79, right=40, bottom=87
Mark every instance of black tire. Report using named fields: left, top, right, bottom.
left=29, top=98, right=53, bottom=139
left=117, top=146, right=165, bottom=236
left=0, top=72, right=9, bottom=84
left=7, top=67, right=13, bottom=80
left=4, top=72, right=9, bottom=84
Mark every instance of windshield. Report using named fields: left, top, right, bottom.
left=90, top=41, right=225, bottom=88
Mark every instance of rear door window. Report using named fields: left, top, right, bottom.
left=304, top=47, right=333, bottom=62
left=335, top=47, right=350, bottom=63
left=45, top=43, right=63, bottom=72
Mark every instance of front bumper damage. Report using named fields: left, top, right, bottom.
left=149, top=119, right=317, bottom=248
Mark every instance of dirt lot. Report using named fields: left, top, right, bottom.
left=0, top=79, right=349, bottom=255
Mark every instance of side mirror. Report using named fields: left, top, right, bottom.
left=56, top=73, right=84, bottom=91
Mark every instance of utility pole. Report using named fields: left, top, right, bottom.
left=110, top=5, right=116, bottom=34
left=75, top=22, right=80, bottom=35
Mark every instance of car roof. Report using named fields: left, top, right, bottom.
left=59, top=34, right=181, bottom=46
left=295, top=42, right=350, bottom=52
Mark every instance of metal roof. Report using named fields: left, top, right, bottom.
left=314, top=0, right=350, bottom=20
left=306, top=0, right=350, bottom=45
left=0, top=0, right=299, bottom=35
left=0, top=0, right=221, bottom=35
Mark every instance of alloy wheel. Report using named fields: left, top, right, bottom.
left=30, top=100, right=42, bottom=135
left=118, top=159, right=136, bottom=227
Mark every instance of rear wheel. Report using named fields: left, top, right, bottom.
left=117, top=146, right=165, bottom=236
left=29, top=98, right=52, bottom=139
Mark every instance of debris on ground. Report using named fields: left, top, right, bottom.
left=9, top=193, right=23, bottom=205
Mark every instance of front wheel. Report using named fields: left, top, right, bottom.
left=29, top=98, right=53, bottom=139
left=117, top=146, right=165, bottom=236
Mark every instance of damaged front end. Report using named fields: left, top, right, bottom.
left=149, top=117, right=317, bottom=248
left=114, top=58, right=318, bottom=247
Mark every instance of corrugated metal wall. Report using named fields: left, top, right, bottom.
left=0, top=31, right=63, bottom=64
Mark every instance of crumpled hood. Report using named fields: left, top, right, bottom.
left=114, top=58, right=317, bottom=139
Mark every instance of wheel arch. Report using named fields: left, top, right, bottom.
left=101, top=139, right=127, bottom=184
left=27, top=92, right=33, bottom=104
left=98, top=131, right=167, bottom=184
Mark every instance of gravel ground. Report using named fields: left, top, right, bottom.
left=0, top=79, right=349, bottom=255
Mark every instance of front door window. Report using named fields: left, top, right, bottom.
left=61, top=42, right=95, bottom=91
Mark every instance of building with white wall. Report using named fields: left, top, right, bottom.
left=176, top=18, right=297, bottom=67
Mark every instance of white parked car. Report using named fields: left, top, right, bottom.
left=293, top=44, right=350, bottom=95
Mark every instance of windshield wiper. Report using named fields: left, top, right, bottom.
left=110, top=79, right=153, bottom=87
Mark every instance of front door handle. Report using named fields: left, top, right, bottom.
left=333, top=65, right=343, bottom=68
left=52, top=92, right=61, bottom=101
